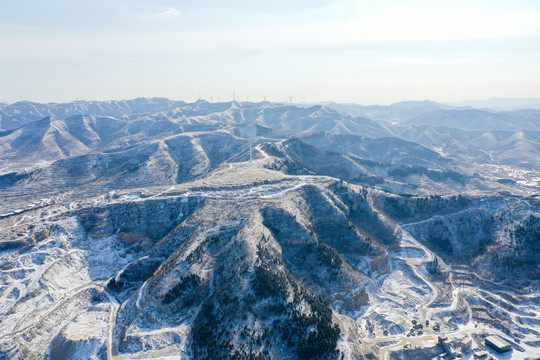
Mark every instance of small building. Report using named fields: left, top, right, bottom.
left=485, top=335, right=512, bottom=353
left=473, top=350, right=489, bottom=359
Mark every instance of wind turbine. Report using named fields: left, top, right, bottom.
left=285, top=96, right=293, bottom=139
left=248, top=135, right=262, bottom=163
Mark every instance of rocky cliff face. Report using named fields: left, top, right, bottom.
left=403, top=195, right=540, bottom=282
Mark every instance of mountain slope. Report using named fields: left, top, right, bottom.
left=392, top=124, right=540, bottom=169
left=259, top=138, right=469, bottom=194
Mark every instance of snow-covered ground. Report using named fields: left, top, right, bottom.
left=0, top=158, right=539, bottom=359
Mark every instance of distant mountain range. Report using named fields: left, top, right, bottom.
left=446, top=97, right=540, bottom=111
left=401, top=108, right=540, bottom=131
left=4, top=97, right=540, bottom=132
left=0, top=97, right=186, bottom=131
left=310, top=100, right=453, bottom=122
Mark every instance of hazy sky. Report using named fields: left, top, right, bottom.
left=1, top=0, right=539, bottom=104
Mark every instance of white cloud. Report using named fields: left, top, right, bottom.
left=158, top=7, right=180, bottom=18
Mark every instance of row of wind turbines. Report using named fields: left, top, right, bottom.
left=199, top=91, right=294, bottom=105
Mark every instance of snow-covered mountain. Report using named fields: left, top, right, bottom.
left=0, top=98, right=186, bottom=131
left=0, top=99, right=538, bottom=359
left=392, top=124, right=540, bottom=169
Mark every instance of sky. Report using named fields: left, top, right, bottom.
left=1, top=0, right=539, bottom=104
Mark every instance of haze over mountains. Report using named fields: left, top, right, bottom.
left=447, top=98, right=540, bottom=111
left=0, top=97, right=538, bottom=359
